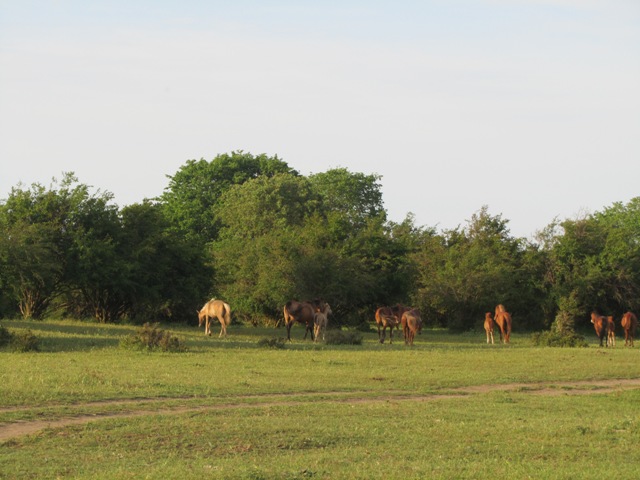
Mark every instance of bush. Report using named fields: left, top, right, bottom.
left=325, top=330, right=363, bottom=345
left=531, top=330, right=588, bottom=348
left=257, top=337, right=287, bottom=349
left=0, top=324, right=11, bottom=348
left=120, top=323, right=186, bottom=352
left=9, top=329, right=40, bottom=352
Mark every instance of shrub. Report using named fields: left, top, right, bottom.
left=0, top=324, right=11, bottom=348
left=531, top=330, right=588, bottom=348
left=325, top=330, right=363, bottom=345
left=10, top=329, right=40, bottom=352
left=257, top=337, right=287, bottom=349
left=120, top=323, right=186, bottom=352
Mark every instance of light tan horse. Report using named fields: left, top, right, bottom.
left=401, top=308, right=422, bottom=346
left=621, top=311, right=638, bottom=347
left=198, top=299, right=231, bottom=337
left=484, top=312, right=495, bottom=344
left=313, top=302, right=332, bottom=343
left=494, top=304, right=512, bottom=344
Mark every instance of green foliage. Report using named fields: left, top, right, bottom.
left=160, top=151, right=296, bottom=242
left=324, top=330, right=363, bottom=345
left=120, top=323, right=186, bottom=352
left=0, top=324, right=11, bottom=347
left=531, top=330, right=588, bottom=348
left=5, top=328, right=40, bottom=352
left=256, top=336, right=287, bottom=349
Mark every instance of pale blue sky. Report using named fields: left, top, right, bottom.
left=1, top=1, right=639, bottom=238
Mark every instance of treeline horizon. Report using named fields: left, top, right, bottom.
left=1, top=151, right=639, bottom=333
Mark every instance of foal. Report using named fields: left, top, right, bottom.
left=484, top=312, right=495, bottom=344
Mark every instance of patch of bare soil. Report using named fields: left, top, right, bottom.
left=2, top=378, right=639, bottom=443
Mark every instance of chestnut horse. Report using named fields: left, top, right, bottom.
left=590, top=312, right=609, bottom=347
left=198, top=299, right=231, bottom=337
left=284, top=299, right=329, bottom=341
left=401, top=308, right=422, bottom=346
left=484, top=312, right=495, bottom=344
left=621, top=311, right=638, bottom=347
left=606, top=316, right=616, bottom=347
left=494, top=304, right=512, bottom=344
left=375, top=306, right=400, bottom=344
left=313, top=302, right=332, bottom=343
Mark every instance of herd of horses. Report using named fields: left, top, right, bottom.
left=590, top=311, right=638, bottom=348
left=198, top=298, right=639, bottom=349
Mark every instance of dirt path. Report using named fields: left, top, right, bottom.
left=2, top=378, right=639, bottom=443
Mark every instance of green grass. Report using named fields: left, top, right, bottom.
left=1, top=319, right=640, bottom=479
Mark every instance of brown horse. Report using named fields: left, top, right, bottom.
left=401, top=308, right=422, bottom=346
left=391, top=304, right=410, bottom=333
left=590, top=312, right=608, bottom=347
left=284, top=300, right=328, bottom=341
left=313, top=302, right=332, bottom=343
left=606, top=316, right=616, bottom=348
left=494, top=304, right=512, bottom=344
left=621, top=311, right=638, bottom=347
left=198, top=299, right=231, bottom=337
left=375, top=306, right=401, bottom=344
left=484, top=312, right=495, bottom=344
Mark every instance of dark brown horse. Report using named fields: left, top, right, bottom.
left=621, top=311, right=638, bottom=347
left=494, top=304, right=512, bottom=344
left=606, top=316, right=616, bottom=347
left=401, top=308, right=422, bottom=346
left=284, top=299, right=329, bottom=341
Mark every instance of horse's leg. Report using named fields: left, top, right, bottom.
left=206, top=317, right=211, bottom=336
left=219, top=316, right=226, bottom=338
left=286, top=322, right=292, bottom=342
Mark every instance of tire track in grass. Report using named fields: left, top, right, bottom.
left=2, top=378, right=640, bottom=442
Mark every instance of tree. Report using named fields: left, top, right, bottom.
left=160, top=151, right=296, bottom=242
left=0, top=174, right=91, bottom=318
left=309, top=168, right=386, bottom=235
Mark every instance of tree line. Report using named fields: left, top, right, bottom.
left=1, top=151, right=639, bottom=333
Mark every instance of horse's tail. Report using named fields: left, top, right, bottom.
left=223, top=303, right=232, bottom=326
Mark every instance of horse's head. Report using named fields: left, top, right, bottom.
left=197, top=309, right=205, bottom=327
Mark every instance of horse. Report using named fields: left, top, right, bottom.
left=197, top=299, right=231, bottom=337
left=494, top=304, right=512, bottom=344
left=391, top=304, right=410, bottom=333
left=375, top=306, right=401, bottom=344
left=621, top=311, right=638, bottom=347
left=484, top=312, right=495, bottom=344
left=590, top=312, right=608, bottom=347
left=401, top=308, right=422, bottom=346
left=284, top=299, right=328, bottom=341
left=313, top=302, right=332, bottom=343
left=606, top=316, right=616, bottom=348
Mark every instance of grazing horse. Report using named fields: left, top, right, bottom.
left=484, top=312, right=495, bottom=344
left=313, top=302, right=332, bottom=343
left=391, top=304, right=411, bottom=333
left=284, top=300, right=328, bottom=341
left=621, top=311, right=638, bottom=347
left=401, top=308, right=422, bottom=346
left=606, top=316, right=616, bottom=348
left=494, top=304, right=512, bottom=344
left=590, top=312, right=609, bottom=347
left=375, top=306, right=401, bottom=344
left=198, top=299, right=231, bottom=337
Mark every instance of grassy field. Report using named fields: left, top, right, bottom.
left=1, top=319, right=640, bottom=479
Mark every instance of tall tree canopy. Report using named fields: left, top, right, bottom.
left=160, top=151, right=296, bottom=242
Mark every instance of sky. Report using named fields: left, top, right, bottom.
left=1, top=0, right=639, bottom=239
